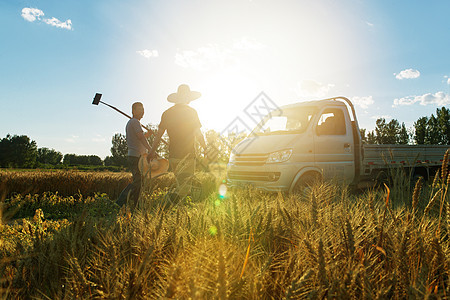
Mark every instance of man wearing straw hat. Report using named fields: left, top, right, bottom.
left=150, top=84, right=207, bottom=196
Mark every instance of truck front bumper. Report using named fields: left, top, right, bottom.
left=226, top=162, right=300, bottom=192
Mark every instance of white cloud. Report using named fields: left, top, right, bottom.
left=351, top=96, right=374, bottom=109
left=136, top=49, right=159, bottom=59
left=232, top=37, right=266, bottom=51
left=447, top=78, right=450, bottom=85
left=175, top=37, right=265, bottom=71
left=175, top=45, right=234, bottom=71
left=371, top=115, right=392, bottom=120
left=21, top=7, right=44, bottom=22
left=393, top=91, right=450, bottom=107
left=294, top=80, right=335, bottom=98
left=43, top=17, right=72, bottom=30
left=394, top=68, right=420, bottom=80
left=92, top=135, right=106, bottom=143
left=366, top=21, right=374, bottom=27
left=65, top=135, right=79, bottom=143
left=21, top=7, right=72, bottom=30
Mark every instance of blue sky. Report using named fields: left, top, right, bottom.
left=1, top=0, right=449, bottom=159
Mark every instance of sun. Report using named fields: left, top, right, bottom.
left=193, top=69, right=261, bottom=133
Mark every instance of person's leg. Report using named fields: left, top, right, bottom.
left=128, top=156, right=141, bottom=209
left=117, top=183, right=132, bottom=206
left=171, top=155, right=195, bottom=197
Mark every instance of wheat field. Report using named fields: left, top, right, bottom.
left=0, top=164, right=449, bottom=299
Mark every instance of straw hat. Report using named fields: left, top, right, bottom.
left=139, top=154, right=169, bottom=178
left=167, top=84, right=201, bottom=103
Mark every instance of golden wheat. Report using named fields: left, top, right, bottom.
left=1, top=163, right=449, bottom=298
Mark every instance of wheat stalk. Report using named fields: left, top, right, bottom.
left=412, top=177, right=423, bottom=213
left=377, top=184, right=390, bottom=247
left=441, top=150, right=449, bottom=180
left=317, top=239, right=328, bottom=288
left=311, top=192, right=318, bottom=227
left=217, top=247, right=228, bottom=299
left=423, top=189, right=442, bottom=218
left=344, top=219, right=355, bottom=257
left=396, top=228, right=410, bottom=299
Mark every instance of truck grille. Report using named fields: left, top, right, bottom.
left=234, top=154, right=268, bottom=166
left=228, top=171, right=280, bottom=182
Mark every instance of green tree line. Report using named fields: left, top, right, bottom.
left=360, top=106, right=450, bottom=145
left=0, top=134, right=103, bottom=169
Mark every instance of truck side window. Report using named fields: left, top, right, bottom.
left=316, top=109, right=346, bottom=135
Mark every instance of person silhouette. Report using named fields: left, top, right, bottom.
left=150, top=84, right=206, bottom=197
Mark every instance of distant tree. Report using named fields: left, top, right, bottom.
left=108, top=133, right=127, bottom=167
left=145, top=124, right=169, bottom=158
left=104, top=156, right=118, bottom=166
left=386, top=119, right=401, bottom=144
left=364, top=118, right=409, bottom=145
left=88, top=155, right=103, bottom=166
left=436, top=107, right=450, bottom=144
left=414, top=117, right=428, bottom=144
left=398, top=122, right=409, bottom=144
left=374, top=118, right=388, bottom=144
left=37, top=147, right=63, bottom=165
left=111, top=133, right=127, bottom=159
left=425, top=115, right=440, bottom=144
left=63, top=154, right=102, bottom=166
left=359, top=128, right=367, bottom=143
left=0, top=135, right=12, bottom=167
left=367, top=131, right=377, bottom=144
left=413, top=108, right=450, bottom=145
left=374, top=118, right=401, bottom=144
left=0, top=134, right=37, bottom=168
left=63, top=154, right=75, bottom=165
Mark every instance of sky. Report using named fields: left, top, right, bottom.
left=1, top=0, right=449, bottom=159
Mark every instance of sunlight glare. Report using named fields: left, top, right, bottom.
left=194, top=69, right=260, bottom=131
left=218, top=183, right=227, bottom=198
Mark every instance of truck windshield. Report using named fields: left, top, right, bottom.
left=252, top=106, right=317, bottom=135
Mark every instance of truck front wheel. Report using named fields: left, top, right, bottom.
left=291, top=172, right=322, bottom=198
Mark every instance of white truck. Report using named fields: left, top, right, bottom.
left=226, top=97, right=449, bottom=193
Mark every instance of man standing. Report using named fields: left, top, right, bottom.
left=117, top=102, right=152, bottom=208
left=150, top=84, right=206, bottom=196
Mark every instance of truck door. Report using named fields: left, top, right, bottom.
left=314, top=107, right=355, bottom=184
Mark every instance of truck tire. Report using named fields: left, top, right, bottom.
left=291, top=172, right=321, bottom=198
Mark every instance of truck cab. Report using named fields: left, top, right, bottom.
left=227, top=97, right=361, bottom=193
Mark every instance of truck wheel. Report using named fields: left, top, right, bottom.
left=374, top=170, right=390, bottom=187
left=291, top=173, right=321, bottom=198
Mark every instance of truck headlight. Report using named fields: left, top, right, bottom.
left=266, top=149, right=292, bottom=163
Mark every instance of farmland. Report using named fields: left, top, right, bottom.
left=0, top=166, right=449, bottom=299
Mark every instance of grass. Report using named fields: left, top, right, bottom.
left=0, top=163, right=449, bottom=298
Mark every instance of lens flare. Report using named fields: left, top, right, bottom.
left=218, top=184, right=227, bottom=198
left=208, top=225, right=218, bottom=236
